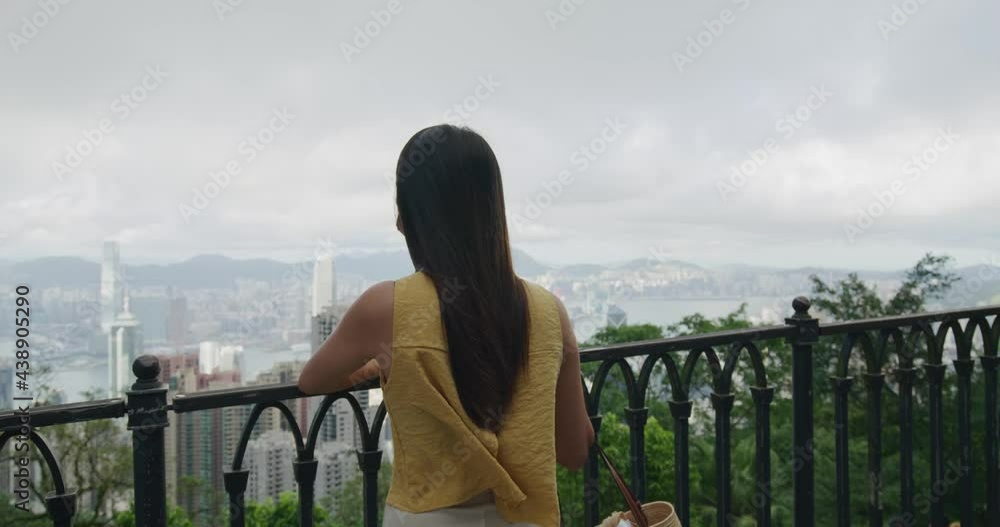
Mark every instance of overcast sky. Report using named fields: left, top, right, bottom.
left=1, top=0, right=997, bottom=270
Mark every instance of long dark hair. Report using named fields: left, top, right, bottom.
left=395, top=124, right=529, bottom=432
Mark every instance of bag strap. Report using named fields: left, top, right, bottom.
left=595, top=443, right=649, bottom=527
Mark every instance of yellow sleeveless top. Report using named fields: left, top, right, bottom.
left=381, top=271, right=563, bottom=526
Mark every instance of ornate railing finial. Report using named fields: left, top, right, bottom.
left=792, top=296, right=812, bottom=319
left=132, top=355, right=161, bottom=389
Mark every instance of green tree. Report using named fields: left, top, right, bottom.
left=565, top=253, right=969, bottom=526
left=588, top=323, right=664, bottom=346
left=111, top=504, right=194, bottom=527
left=556, top=412, right=686, bottom=526
left=324, top=460, right=392, bottom=527
left=810, top=252, right=958, bottom=320
left=242, top=491, right=334, bottom=526
left=0, top=381, right=133, bottom=527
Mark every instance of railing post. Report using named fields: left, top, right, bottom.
left=294, top=457, right=318, bottom=526
left=668, top=399, right=692, bottom=526
left=786, top=296, right=818, bottom=527
left=127, top=355, right=169, bottom=527
left=223, top=470, right=249, bottom=527
left=623, top=406, right=649, bottom=501
left=358, top=449, right=383, bottom=527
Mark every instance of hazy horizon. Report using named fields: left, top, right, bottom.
left=5, top=245, right=997, bottom=275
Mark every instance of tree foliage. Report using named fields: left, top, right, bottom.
left=561, top=252, right=977, bottom=525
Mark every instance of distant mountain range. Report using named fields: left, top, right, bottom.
left=1, top=250, right=997, bottom=306
left=0, top=249, right=550, bottom=290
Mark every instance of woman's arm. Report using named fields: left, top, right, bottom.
left=297, top=280, right=394, bottom=395
left=553, top=295, right=596, bottom=471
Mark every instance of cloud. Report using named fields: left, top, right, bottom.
left=1, top=0, right=998, bottom=269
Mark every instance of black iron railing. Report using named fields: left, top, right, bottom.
left=1, top=298, right=998, bottom=526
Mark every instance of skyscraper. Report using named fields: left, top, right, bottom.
left=311, top=256, right=337, bottom=317
left=310, top=306, right=339, bottom=352
left=166, top=295, right=189, bottom=346
left=131, top=295, right=170, bottom=342
left=100, top=240, right=124, bottom=333
left=169, top=363, right=244, bottom=520
left=108, top=292, right=143, bottom=397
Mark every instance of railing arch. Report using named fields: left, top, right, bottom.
left=0, top=301, right=998, bottom=526
left=0, top=430, right=76, bottom=526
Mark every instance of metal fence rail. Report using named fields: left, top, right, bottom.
left=1, top=299, right=998, bottom=527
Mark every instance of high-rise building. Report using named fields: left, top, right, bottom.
left=108, top=293, right=143, bottom=397
left=100, top=240, right=124, bottom=333
left=335, top=390, right=371, bottom=450
left=252, top=361, right=311, bottom=437
left=244, top=431, right=357, bottom=508
left=168, top=362, right=245, bottom=521
left=198, top=341, right=220, bottom=374
left=311, top=256, right=337, bottom=317
left=131, top=295, right=170, bottom=343
left=606, top=304, right=627, bottom=328
left=197, top=341, right=244, bottom=377
left=310, top=306, right=340, bottom=352
left=244, top=430, right=298, bottom=504
left=166, top=295, right=189, bottom=346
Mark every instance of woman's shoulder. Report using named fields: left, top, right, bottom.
left=518, top=278, right=562, bottom=310
left=347, top=280, right=395, bottom=327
